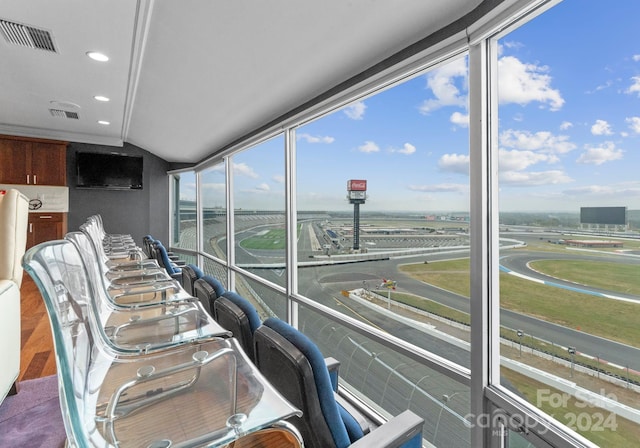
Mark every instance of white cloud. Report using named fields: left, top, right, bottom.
left=563, top=183, right=640, bottom=198
left=626, top=116, right=640, bottom=133
left=438, top=153, right=469, bottom=175
left=559, top=121, right=573, bottom=130
left=233, top=162, right=259, bottom=178
left=450, top=111, right=469, bottom=127
left=590, top=119, right=613, bottom=135
left=587, top=80, right=613, bottom=94
left=343, top=101, right=366, bottom=120
left=389, top=143, right=416, bottom=155
left=499, top=170, right=573, bottom=186
left=272, top=175, right=285, bottom=183
left=498, top=56, right=564, bottom=111
left=499, top=149, right=558, bottom=172
left=419, top=58, right=467, bottom=114
left=627, top=76, right=640, bottom=96
left=634, top=55, right=640, bottom=62
left=502, top=41, right=524, bottom=50
left=358, top=141, right=380, bottom=153
left=576, top=142, right=623, bottom=165
left=408, top=183, right=468, bottom=193
left=202, top=182, right=225, bottom=191
left=563, top=185, right=615, bottom=195
left=500, top=129, right=576, bottom=154
left=298, top=133, right=335, bottom=144
left=241, top=183, right=278, bottom=195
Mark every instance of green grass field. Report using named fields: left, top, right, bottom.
left=240, top=228, right=286, bottom=249
left=239, top=224, right=302, bottom=250
left=399, top=257, right=640, bottom=347
left=502, top=369, right=638, bottom=447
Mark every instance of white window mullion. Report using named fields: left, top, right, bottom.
left=285, top=128, right=299, bottom=327
left=226, top=155, right=236, bottom=291
left=469, top=36, right=500, bottom=448
left=195, top=170, right=203, bottom=257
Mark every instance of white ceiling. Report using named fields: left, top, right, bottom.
left=0, top=0, right=486, bottom=163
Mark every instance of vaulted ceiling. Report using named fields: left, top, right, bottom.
left=0, top=0, right=489, bottom=163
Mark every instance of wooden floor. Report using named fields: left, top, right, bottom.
left=18, top=274, right=57, bottom=382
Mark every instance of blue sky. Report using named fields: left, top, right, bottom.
left=201, top=0, right=640, bottom=213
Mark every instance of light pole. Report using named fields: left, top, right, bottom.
left=380, top=279, right=396, bottom=309
left=568, top=346, right=576, bottom=378
left=517, top=329, right=523, bottom=358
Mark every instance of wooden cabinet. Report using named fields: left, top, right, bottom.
left=27, top=213, right=66, bottom=249
left=0, top=135, right=67, bottom=186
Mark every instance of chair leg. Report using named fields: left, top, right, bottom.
left=8, top=381, right=18, bottom=396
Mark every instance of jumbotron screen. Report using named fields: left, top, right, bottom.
left=580, top=206, right=627, bottom=225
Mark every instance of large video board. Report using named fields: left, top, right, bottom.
left=580, top=206, right=627, bottom=225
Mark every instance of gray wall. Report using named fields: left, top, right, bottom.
left=66, top=142, right=171, bottom=245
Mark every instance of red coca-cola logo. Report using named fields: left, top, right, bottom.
left=347, top=179, right=367, bottom=191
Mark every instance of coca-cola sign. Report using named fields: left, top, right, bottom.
left=347, top=179, right=367, bottom=191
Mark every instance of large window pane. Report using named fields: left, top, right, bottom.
left=232, top=136, right=286, bottom=288
left=234, top=271, right=287, bottom=321
left=298, top=303, right=470, bottom=447
left=497, top=1, right=640, bottom=445
left=202, top=161, right=227, bottom=261
left=172, top=171, right=197, bottom=250
left=296, top=57, right=471, bottom=368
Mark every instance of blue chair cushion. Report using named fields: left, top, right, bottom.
left=338, top=403, right=365, bottom=443
left=263, top=317, right=351, bottom=448
left=221, top=291, right=261, bottom=333
left=201, top=275, right=225, bottom=298
left=156, top=243, right=180, bottom=274
left=189, top=264, right=204, bottom=279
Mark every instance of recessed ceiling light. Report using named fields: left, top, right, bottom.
left=98, top=120, right=110, bottom=125
left=87, top=51, right=109, bottom=62
left=94, top=95, right=110, bottom=102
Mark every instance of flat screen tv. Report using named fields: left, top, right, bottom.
left=76, top=152, right=143, bottom=190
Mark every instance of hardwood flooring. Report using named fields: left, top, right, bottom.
left=18, top=274, right=56, bottom=382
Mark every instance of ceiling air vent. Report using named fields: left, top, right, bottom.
left=49, top=109, right=79, bottom=119
left=0, top=19, right=56, bottom=52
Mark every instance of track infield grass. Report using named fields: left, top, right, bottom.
left=399, top=258, right=640, bottom=347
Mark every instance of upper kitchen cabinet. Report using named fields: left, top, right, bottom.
left=0, top=135, right=67, bottom=186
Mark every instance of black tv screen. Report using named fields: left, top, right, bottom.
left=76, top=152, right=143, bottom=190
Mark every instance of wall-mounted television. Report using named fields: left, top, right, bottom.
left=76, top=151, right=143, bottom=190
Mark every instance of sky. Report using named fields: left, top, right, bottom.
left=198, top=0, right=640, bottom=213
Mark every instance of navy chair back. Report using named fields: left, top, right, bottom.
left=153, top=242, right=181, bottom=278
left=181, top=264, right=204, bottom=296
left=214, top=291, right=261, bottom=360
left=254, top=317, right=363, bottom=448
left=193, top=275, right=226, bottom=317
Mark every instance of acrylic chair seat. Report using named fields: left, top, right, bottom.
left=39, top=237, right=230, bottom=355
left=68, top=231, right=191, bottom=308
left=23, top=240, right=303, bottom=447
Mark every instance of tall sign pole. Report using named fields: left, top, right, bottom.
left=347, top=179, right=367, bottom=251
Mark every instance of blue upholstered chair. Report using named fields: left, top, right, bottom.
left=253, top=317, right=424, bottom=448
left=153, top=241, right=183, bottom=280
left=181, top=264, right=204, bottom=296
left=214, top=291, right=261, bottom=361
left=193, top=275, right=226, bottom=317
